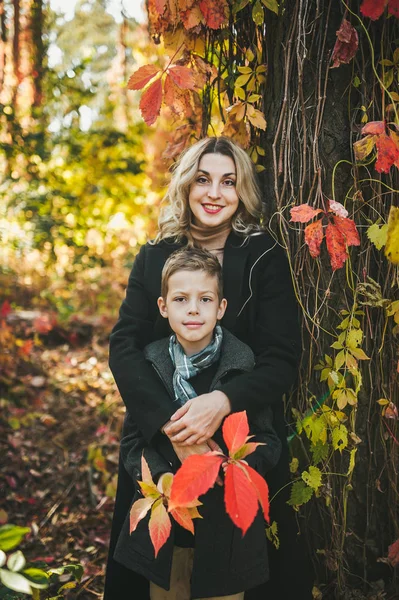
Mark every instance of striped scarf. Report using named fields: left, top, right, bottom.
left=168, top=325, right=223, bottom=405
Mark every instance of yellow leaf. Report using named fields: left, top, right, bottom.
left=334, top=350, right=346, bottom=370
left=377, top=398, right=389, bottom=406
left=385, top=206, right=399, bottom=265
left=387, top=300, right=399, bottom=316
left=252, top=0, right=264, bottom=25
left=349, top=347, right=370, bottom=360
left=302, top=465, right=322, bottom=490
left=353, top=135, right=375, bottom=161
left=237, top=66, right=252, bottom=74
left=346, top=329, right=362, bottom=349
left=367, top=223, right=388, bottom=250
left=332, top=424, right=348, bottom=453
left=246, top=107, right=267, bottom=130
left=235, top=73, right=251, bottom=87
left=289, top=457, right=299, bottom=473
left=234, top=86, right=246, bottom=101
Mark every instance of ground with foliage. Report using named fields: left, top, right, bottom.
left=0, top=306, right=126, bottom=598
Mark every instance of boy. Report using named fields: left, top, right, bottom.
left=114, top=247, right=281, bottom=600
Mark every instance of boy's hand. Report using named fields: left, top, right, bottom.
left=163, top=391, right=231, bottom=445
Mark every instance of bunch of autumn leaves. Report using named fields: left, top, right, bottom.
left=129, top=411, right=270, bottom=556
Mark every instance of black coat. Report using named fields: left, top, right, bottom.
left=104, top=231, right=314, bottom=600
left=114, top=329, right=281, bottom=598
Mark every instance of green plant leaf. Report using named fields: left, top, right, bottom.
left=311, top=441, right=329, bottom=464
left=0, top=525, right=30, bottom=552
left=287, top=481, right=314, bottom=507
left=367, top=223, right=388, bottom=250
left=261, top=0, right=279, bottom=14
left=302, top=466, right=322, bottom=490
left=0, top=568, right=32, bottom=594
left=252, top=0, right=264, bottom=25
left=265, top=520, right=279, bottom=548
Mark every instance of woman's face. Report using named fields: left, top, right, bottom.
left=188, top=153, right=239, bottom=229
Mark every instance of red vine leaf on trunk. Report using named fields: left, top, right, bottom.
left=180, top=5, right=204, bottom=29
left=290, top=204, right=323, bottom=223
left=325, top=223, right=348, bottom=271
left=224, top=463, right=258, bottom=536
left=167, top=65, right=196, bottom=90
left=149, top=498, right=172, bottom=557
left=361, top=121, right=385, bottom=136
left=199, top=0, right=229, bottom=29
left=375, top=133, right=399, bottom=173
left=388, top=0, right=399, bottom=17
left=331, top=19, right=359, bottom=68
left=333, top=216, right=360, bottom=247
left=304, top=219, right=324, bottom=258
left=128, top=65, right=160, bottom=91
left=360, top=0, right=387, bottom=20
left=169, top=452, right=224, bottom=509
left=139, top=78, right=163, bottom=126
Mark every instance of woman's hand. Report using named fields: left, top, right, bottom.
left=163, top=390, right=231, bottom=445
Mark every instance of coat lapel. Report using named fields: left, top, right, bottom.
left=221, top=231, right=250, bottom=331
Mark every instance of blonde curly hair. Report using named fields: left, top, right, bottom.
left=154, top=137, right=264, bottom=243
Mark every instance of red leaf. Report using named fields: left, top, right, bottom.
left=180, top=5, right=204, bottom=29
left=139, top=78, right=163, bottom=126
left=199, top=0, right=228, bottom=29
left=325, top=223, right=348, bottom=271
left=388, top=538, right=399, bottom=567
left=360, top=0, right=387, bottom=20
left=240, top=463, right=270, bottom=523
left=331, top=19, right=359, bottom=68
left=154, top=0, right=167, bottom=14
left=388, top=0, right=399, bottom=17
left=375, top=133, right=399, bottom=174
left=290, top=204, right=323, bottom=223
left=170, top=507, right=195, bottom=534
left=328, top=199, right=348, bottom=218
left=224, top=463, right=258, bottom=536
left=149, top=499, right=171, bottom=557
left=333, top=216, right=360, bottom=247
left=222, top=411, right=249, bottom=456
left=0, top=300, right=11, bottom=318
left=361, top=121, right=385, bottom=136
left=164, top=75, right=192, bottom=116
left=128, top=65, right=160, bottom=91
left=304, top=220, right=324, bottom=258
left=169, top=453, right=224, bottom=509
left=167, top=65, right=196, bottom=90
left=129, top=496, right=154, bottom=533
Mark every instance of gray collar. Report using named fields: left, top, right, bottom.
left=144, top=328, right=254, bottom=401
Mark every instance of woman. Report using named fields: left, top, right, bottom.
left=104, top=137, right=313, bottom=599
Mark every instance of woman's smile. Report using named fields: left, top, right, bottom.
left=202, top=204, right=224, bottom=214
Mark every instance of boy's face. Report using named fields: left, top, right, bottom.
left=157, top=269, right=227, bottom=356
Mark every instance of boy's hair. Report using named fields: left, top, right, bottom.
left=161, top=247, right=223, bottom=301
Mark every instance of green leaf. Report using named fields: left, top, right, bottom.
left=265, top=520, right=279, bottom=549
left=0, top=525, right=30, bottom=552
left=367, top=223, right=388, bottom=250
left=302, top=466, right=322, bottom=490
left=332, top=425, right=348, bottom=453
left=48, top=564, right=83, bottom=582
left=331, top=341, right=343, bottom=349
left=23, top=568, right=49, bottom=588
left=0, top=568, right=32, bottom=594
left=383, top=68, right=394, bottom=89
left=287, top=481, right=314, bottom=507
left=349, top=347, right=370, bottom=360
left=302, top=416, right=327, bottom=445
left=7, top=550, right=26, bottom=572
left=233, top=0, right=250, bottom=14
left=337, top=317, right=350, bottom=330
left=353, top=75, right=361, bottom=88
left=289, top=457, right=299, bottom=473
left=234, top=86, right=246, bottom=100
left=252, top=0, right=264, bottom=26
left=347, top=448, right=357, bottom=476
left=311, top=441, right=329, bottom=464
left=334, top=350, right=346, bottom=371
left=261, top=0, right=279, bottom=14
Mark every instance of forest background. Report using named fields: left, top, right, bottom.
left=0, top=0, right=398, bottom=599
